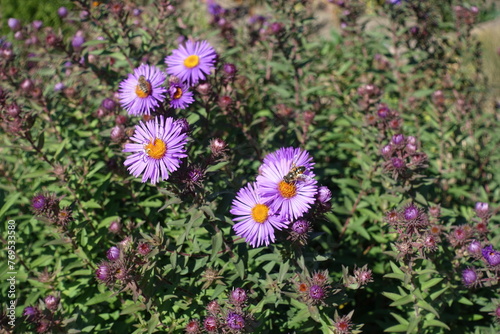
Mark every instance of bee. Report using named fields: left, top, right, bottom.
left=137, top=75, right=151, bottom=95
left=283, top=165, right=306, bottom=184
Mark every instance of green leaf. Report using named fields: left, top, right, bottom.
left=86, top=291, right=114, bottom=306
left=421, top=277, right=443, bottom=291
left=147, top=313, right=159, bottom=334
left=384, top=324, right=409, bottom=332
left=206, top=161, right=229, bottom=172
left=423, top=319, right=450, bottom=330
left=390, top=294, right=414, bottom=307
left=0, top=192, right=21, bottom=220
left=210, top=232, right=223, bottom=262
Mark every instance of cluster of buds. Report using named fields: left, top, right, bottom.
left=454, top=5, right=479, bottom=27
left=294, top=270, right=332, bottom=306
left=456, top=202, right=499, bottom=288
left=286, top=186, right=332, bottom=246
left=95, top=240, right=152, bottom=295
left=205, top=0, right=238, bottom=46
left=381, top=134, right=428, bottom=182
left=330, top=0, right=365, bottom=34
left=186, top=288, right=253, bottom=333
left=385, top=203, right=438, bottom=260
left=357, top=84, right=382, bottom=111
left=446, top=202, right=491, bottom=252
left=23, top=295, right=63, bottom=333
left=171, top=138, right=229, bottom=196
left=0, top=91, right=36, bottom=135
left=365, top=103, right=402, bottom=132
left=460, top=243, right=500, bottom=288
left=342, top=265, right=373, bottom=289
left=31, top=193, right=73, bottom=230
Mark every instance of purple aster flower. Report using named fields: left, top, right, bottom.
left=123, top=116, right=188, bottom=185
left=165, top=40, right=217, bottom=86
left=23, top=306, right=38, bottom=322
left=482, top=245, right=500, bottom=266
left=118, top=64, right=167, bottom=116
left=226, top=313, right=245, bottom=330
left=168, top=82, right=194, bottom=109
left=309, top=284, right=326, bottom=301
left=106, top=246, right=120, bottom=261
left=230, top=182, right=288, bottom=248
left=256, top=147, right=317, bottom=221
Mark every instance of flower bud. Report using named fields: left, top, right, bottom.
left=8, top=18, right=21, bottom=31
left=58, top=7, right=69, bottom=18
left=96, top=264, right=110, bottom=281
left=196, top=82, right=211, bottom=95
left=54, top=82, right=65, bottom=92
left=14, top=31, right=23, bottom=40
left=108, top=220, right=121, bottom=234
left=101, top=98, right=116, bottom=111
left=203, top=316, right=218, bottom=332
left=44, top=295, right=59, bottom=310
left=185, top=320, right=200, bottom=334
left=462, top=268, right=478, bottom=287
left=115, top=114, right=127, bottom=125
left=20, top=79, right=34, bottom=93
left=106, top=246, right=120, bottom=261
left=229, top=288, right=247, bottom=305
left=292, top=220, right=310, bottom=235
left=137, top=242, right=151, bottom=255
left=72, top=34, right=85, bottom=51
left=391, top=134, right=405, bottom=146
left=6, top=103, right=21, bottom=117
left=32, top=20, right=43, bottom=30
left=474, top=202, right=489, bottom=218
left=209, top=138, right=227, bottom=157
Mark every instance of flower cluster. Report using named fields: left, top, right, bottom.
left=23, top=294, right=62, bottom=333
left=365, top=103, right=402, bottom=132
left=294, top=270, right=332, bottom=306
left=385, top=203, right=438, bottom=260
left=381, top=134, right=428, bottom=181
left=118, top=41, right=218, bottom=184
left=31, top=193, right=73, bottom=230
left=95, top=240, right=153, bottom=296
left=118, top=40, right=216, bottom=116
left=187, top=288, right=253, bottom=333
left=231, top=147, right=331, bottom=248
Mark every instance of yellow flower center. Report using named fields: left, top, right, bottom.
left=184, top=55, right=200, bottom=69
left=144, top=138, right=167, bottom=160
left=173, top=87, right=183, bottom=99
left=251, top=204, right=269, bottom=224
left=278, top=181, right=297, bottom=198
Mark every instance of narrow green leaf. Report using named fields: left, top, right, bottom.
left=423, top=319, right=450, bottom=330
left=0, top=192, right=21, bottom=220
left=390, top=294, right=414, bottom=307
left=384, top=324, right=408, bottom=332
left=421, top=277, right=443, bottom=291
